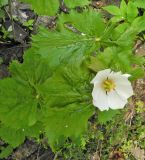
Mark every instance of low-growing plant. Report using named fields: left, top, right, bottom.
left=23, top=19, right=34, bottom=30
left=0, top=0, right=145, bottom=158
left=0, top=0, right=7, bottom=20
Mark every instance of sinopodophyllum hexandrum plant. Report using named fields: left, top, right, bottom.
left=0, top=0, right=145, bottom=158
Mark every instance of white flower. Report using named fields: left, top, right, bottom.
left=91, top=69, right=133, bottom=111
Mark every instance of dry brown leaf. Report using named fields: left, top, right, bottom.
left=130, top=146, right=145, bottom=160
left=124, top=99, right=135, bottom=124
left=91, top=151, right=100, bottom=160
left=109, top=151, right=125, bottom=160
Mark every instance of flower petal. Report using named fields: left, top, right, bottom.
left=108, top=90, right=128, bottom=109
left=93, top=99, right=109, bottom=111
left=91, top=69, right=111, bottom=84
left=109, top=72, right=130, bottom=86
left=123, top=74, right=131, bottom=78
left=115, top=83, right=133, bottom=99
left=110, top=73, right=133, bottom=99
left=92, top=84, right=109, bottom=111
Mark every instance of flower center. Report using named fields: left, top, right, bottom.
left=102, top=79, right=116, bottom=92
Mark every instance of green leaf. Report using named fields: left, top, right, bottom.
left=127, top=2, right=138, bottom=22
left=30, top=27, right=98, bottom=69
left=30, top=9, right=106, bottom=69
left=0, top=54, right=51, bottom=129
left=132, top=0, right=145, bottom=9
left=0, top=78, right=38, bottom=129
left=64, top=0, right=89, bottom=8
left=28, top=10, right=115, bottom=70
left=96, top=47, right=115, bottom=68
left=131, top=14, right=145, bottom=33
left=103, top=1, right=127, bottom=23
left=96, top=47, right=144, bottom=75
left=0, top=125, right=25, bottom=147
left=103, top=0, right=138, bottom=23
left=58, top=9, right=106, bottom=37
left=112, top=23, right=129, bottom=39
left=120, top=0, right=127, bottom=17
left=39, top=62, right=94, bottom=149
left=98, top=109, right=120, bottom=124
left=0, top=9, right=5, bottom=18
left=20, top=0, right=59, bottom=16
left=0, top=123, right=42, bottom=148
left=115, top=15, right=145, bottom=47
left=87, top=56, right=106, bottom=72
left=111, top=15, right=125, bottom=23
left=44, top=103, right=93, bottom=150
left=9, top=53, right=51, bottom=86
left=129, top=68, right=145, bottom=81
left=0, top=122, right=42, bottom=157
left=39, top=62, right=92, bottom=107
left=0, top=146, right=13, bottom=159
left=0, top=0, right=8, bottom=6
left=103, top=5, right=121, bottom=15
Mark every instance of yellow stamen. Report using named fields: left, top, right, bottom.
left=102, top=79, right=116, bottom=92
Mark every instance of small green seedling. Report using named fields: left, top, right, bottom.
left=23, top=19, right=34, bottom=30
left=103, top=0, right=138, bottom=23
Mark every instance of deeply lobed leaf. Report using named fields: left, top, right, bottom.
left=64, top=0, right=89, bottom=8
left=19, top=0, right=59, bottom=16
left=38, top=62, right=94, bottom=149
